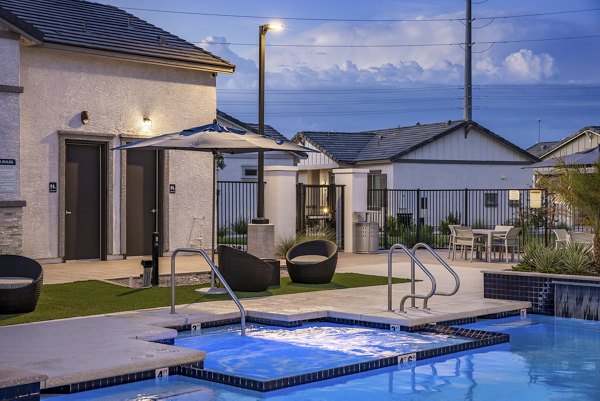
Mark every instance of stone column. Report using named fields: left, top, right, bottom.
left=0, top=29, right=26, bottom=255
left=333, top=168, right=369, bottom=253
left=264, top=166, right=297, bottom=244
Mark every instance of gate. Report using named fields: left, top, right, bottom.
left=367, top=188, right=575, bottom=250
left=216, top=181, right=257, bottom=251
left=297, top=184, right=345, bottom=249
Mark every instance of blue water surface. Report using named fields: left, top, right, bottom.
left=43, top=315, right=600, bottom=401
left=175, top=322, right=468, bottom=380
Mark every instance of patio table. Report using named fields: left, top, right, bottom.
left=472, top=229, right=509, bottom=262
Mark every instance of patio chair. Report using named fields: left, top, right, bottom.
left=569, top=232, right=594, bottom=248
left=452, top=227, right=486, bottom=262
left=447, top=225, right=462, bottom=258
left=492, top=225, right=513, bottom=240
left=553, top=229, right=570, bottom=249
left=0, top=255, right=44, bottom=314
left=217, top=245, right=273, bottom=292
left=491, top=227, right=522, bottom=263
left=286, top=240, right=338, bottom=284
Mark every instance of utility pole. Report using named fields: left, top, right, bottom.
left=538, top=118, right=541, bottom=143
left=464, top=0, right=472, bottom=121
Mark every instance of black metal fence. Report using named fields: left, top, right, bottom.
left=217, top=181, right=257, bottom=251
left=297, top=184, right=345, bottom=249
left=368, top=188, right=591, bottom=250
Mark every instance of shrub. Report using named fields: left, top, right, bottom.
left=275, top=227, right=337, bottom=258
left=561, top=242, right=594, bottom=275
left=440, top=212, right=461, bottom=236
left=217, top=226, right=228, bottom=238
left=532, top=247, right=563, bottom=274
left=231, top=218, right=248, bottom=235
left=514, top=242, right=596, bottom=276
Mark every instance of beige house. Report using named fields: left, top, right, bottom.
left=0, top=0, right=234, bottom=261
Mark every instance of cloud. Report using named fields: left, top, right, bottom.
left=502, top=49, right=557, bottom=81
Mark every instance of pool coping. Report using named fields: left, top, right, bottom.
left=38, top=310, right=516, bottom=395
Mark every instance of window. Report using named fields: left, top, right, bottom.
left=242, top=167, right=258, bottom=180
left=484, top=193, right=498, bottom=208
left=367, top=171, right=387, bottom=210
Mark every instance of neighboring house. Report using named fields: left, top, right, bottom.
left=293, top=120, right=538, bottom=190
left=216, top=109, right=297, bottom=181
left=529, top=126, right=600, bottom=160
left=526, top=141, right=560, bottom=159
left=0, top=0, right=234, bottom=261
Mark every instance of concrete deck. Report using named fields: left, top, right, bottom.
left=1, top=251, right=528, bottom=390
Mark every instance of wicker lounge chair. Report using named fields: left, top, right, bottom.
left=0, top=255, right=43, bottom=314
left=285, top=240, right=338, bottom=284
left=217, top=245, right=273, bottom=292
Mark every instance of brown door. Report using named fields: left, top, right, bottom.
left=65, top=143, right=106, bottom=260
left=126, top=150, right=158, bottom=256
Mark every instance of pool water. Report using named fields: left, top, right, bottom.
left=43, top=315, right=600, bottom=400
left=175, top=322, right=469, bottom=380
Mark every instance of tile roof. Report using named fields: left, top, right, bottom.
left=295, top=120, right=537, bottom=164
left=533, top=126, right=600, bottom=158
left=216, top=110, right=289, bottom=143
left=526, top=141, right=560, bottom=158
left=0, top=0, right=234, bottom=72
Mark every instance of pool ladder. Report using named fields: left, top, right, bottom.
left=170, top=248, right=246, bottom=336
left=388, top=243, right=460, bottom=313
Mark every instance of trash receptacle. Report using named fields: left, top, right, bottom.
left=262, top=258, right=281, bottom=287
left=354, top=222, right=379, bottom=253
left=141, top=260, right=153, bottom=288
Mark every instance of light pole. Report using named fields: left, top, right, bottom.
left=252, top=23, right=283, bottom=224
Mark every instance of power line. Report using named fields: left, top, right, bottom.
left=121, top=6, right=600, bottom=23
left=199, top=34, right=600, bottom=48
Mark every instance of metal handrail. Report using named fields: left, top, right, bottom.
left=387, top=244, right=437, bottom=313
left=412, top=242, right=460, bottom=297
left=170, top=248, right=246, bottom=336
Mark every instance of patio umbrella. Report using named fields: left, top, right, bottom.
left=526, top=146, right=600, bottom=169
left=113, top=120, right=314, bottom=292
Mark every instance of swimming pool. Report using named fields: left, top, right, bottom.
left=42, top=315, right=600, bottom=400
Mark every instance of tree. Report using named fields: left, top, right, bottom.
left=536, top=160, right=600, bottom=266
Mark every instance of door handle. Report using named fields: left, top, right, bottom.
left=65, top=210, right=72, bottom=215
left=151, top=209, right=157, bottom=214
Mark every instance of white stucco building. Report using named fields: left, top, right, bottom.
left=0, top=0, right=234, bottom=261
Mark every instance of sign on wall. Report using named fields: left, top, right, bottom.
left=508, top=190, right=520, bottom=201
left=529, top=190, right=542, bottom=208
left=0, top=159, right=16, bottom=193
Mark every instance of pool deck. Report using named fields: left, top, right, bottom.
left=0, top=251, right=529, bottom=391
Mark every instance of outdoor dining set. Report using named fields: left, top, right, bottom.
left=448, top=225, right=521, bottom=263
left=448, top=225, right=594, bottom=263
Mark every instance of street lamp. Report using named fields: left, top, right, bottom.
left=252, top=22, right=284, bottom=224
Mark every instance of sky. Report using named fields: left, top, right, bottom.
left=97, top=0, right=600, bottom=149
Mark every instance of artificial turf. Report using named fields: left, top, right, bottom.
left=0, top=273, right=409, bottom=326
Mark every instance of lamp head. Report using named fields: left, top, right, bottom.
left=261, top=22, right=284, bottom=34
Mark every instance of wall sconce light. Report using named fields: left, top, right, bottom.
left=81, top=111, right=90, bottom=124
left=143, top=118, right=152, bottom=129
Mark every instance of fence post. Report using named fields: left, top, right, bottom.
left=463, top=188, right=469, bottom=226
left=543, top=189, right=549, bottom=247
left=296, top=183, right=305, bottom=235
left=383, top=188, right=389, bottom=249
left=416, top=189, right=421, bottom=244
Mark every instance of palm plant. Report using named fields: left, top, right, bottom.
left=536, top=160, right=600, bottom=266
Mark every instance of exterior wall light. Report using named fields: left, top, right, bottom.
left=81, top=111, right=90, bottom=124
left=143, top=118, right=152, bottom=129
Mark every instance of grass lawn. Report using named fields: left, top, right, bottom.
left=0, top=273, right=409, bottom=326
